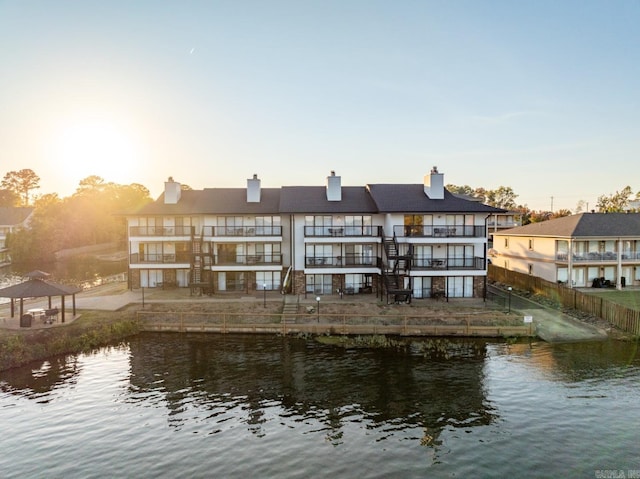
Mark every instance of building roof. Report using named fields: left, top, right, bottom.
left=137, top=188, right=282, bottom=215
left=496, top=213, right=640, bottom=238
left=366, top=184, right=507, bottom=214
left=279, top=186, right=378, bottom=213
left=0, top=207, right=33, bottom=226
left=131, top=182, right=505, bottom=216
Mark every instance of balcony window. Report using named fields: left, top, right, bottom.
left=256, top=271, right=281, bottom=290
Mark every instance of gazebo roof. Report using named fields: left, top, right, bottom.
left=0, top=278, right=81, bottom=299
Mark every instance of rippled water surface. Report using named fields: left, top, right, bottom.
left=1, top=334, right=639, bottom=478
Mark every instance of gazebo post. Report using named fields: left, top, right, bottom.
left=10, top=298, right=14, bottom=318
left=48, top=296, right=52, bottom=309
left=72, top=294, right=77, bottom=317
left=19, top=298, right=24, bottom=319
left=61, top=295, right=66, bottom=323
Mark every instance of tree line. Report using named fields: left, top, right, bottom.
left=446, top=184, right=640, bottom=223
left=1, top=169, right=152, bottom=263
left=1, top=169, right=638, bottom=263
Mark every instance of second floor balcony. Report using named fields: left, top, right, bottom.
left=412, top=256, right=485, bottom=271
left=214, top=253, right=283, bottom=266
left=556, top=252, right=640, bottom=262
left=129, top=226, right=194, bottom=237
left=305, top=255, right=377, bottom=268
left=203, top=226, right=282, bottom=237
left=130, top=252, right=191, bottom=264
left=394, top=225, right=486, bottom=239
left=304, top=226, right=382, bottom=238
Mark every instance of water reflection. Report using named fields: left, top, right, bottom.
left=494, top=340, right=640, bottom=383
left=0, top=355, right=81, bottom=400
left=127, top=333, right=497, bottom=452
left=1, top=335, right=640, bottom=477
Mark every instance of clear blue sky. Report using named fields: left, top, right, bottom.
left=1, top=0, right=638, bottom=211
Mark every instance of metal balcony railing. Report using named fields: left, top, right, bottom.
left=303, top=226, right=382, bottom=237
left=412, top=256, right=485, bottom=270
left=305, top=255, right=377, bottom=267
left=393, top=225, right=486, bottom=238
left=130, top=252, right=192, bottom=264
left=129, top=226, right=194, bottom=236
left=556, top=252, right=640, bottom=262
left=202, top=226, right=282, bottom=237
left=213, top=253, right=283, bottom=266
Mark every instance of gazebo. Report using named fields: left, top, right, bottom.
left=0, top=270, right=82, bottom=323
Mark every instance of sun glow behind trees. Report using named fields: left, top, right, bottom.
left=49, top=118, right=146, bottom=187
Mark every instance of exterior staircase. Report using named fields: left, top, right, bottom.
left=381, top=233, right=413, bottom=304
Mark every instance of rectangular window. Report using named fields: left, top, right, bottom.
left=255, top=216, right=281, bottom=235
left=528, top=264, right=533, bottom=275
left=305, top=274, right=333, bottom=295
left=505, top=238, right=509, bottom=248
left=447, top=244, right=473, bottom=268
left=256, top=271, right=281, bottom=291
left=254, top=243, right=281, bottom=263
left=557, top=268, right=568, bottom=283
left=305, top=244, right=333, bottom=266
left=305, top=215, right=333, bottom=236
left=344, top=244, right=374, bottom=265
left=404, top=215, right=424, bottom=236
left=344, top=215, right=372, bottom=236
left=446, top=276, right=473, bottom=298
left=217, top=216, right=244, bottom=235
left=414, top=245, right=433, bottom=268
left=528, top=238, right=534, bottom=250
left=412, top=277, right=432, bottom=299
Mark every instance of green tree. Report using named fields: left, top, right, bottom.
left=551, top=209, right=572, bottom=219
left=1, top=169, right=40, bottom=205
left=446, top=184, right=517, bottom=209
left=7, top=193, right=63, bottom=262
left=8, top=177, right=152, bottom=263
left=445, top=184, right=475, bottom=197
left=484, top=186, right=518, bottom=209
left=0, top=189, right=20, bottom=206
left=596, top=186, right=635, bottom=212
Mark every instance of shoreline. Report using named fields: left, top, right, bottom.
left=0, top=280, right=625, bottom=371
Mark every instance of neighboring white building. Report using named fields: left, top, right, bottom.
left=125, top=169, right=505, bottom=300
left=486, top=210, right=522, bottom=243
left=0, top=207, right=34, bottom=266
left=492, top=213, right=640, bottom=289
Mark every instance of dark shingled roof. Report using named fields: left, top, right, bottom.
left=366, top=184, right=507, bottom=214
left=0, top=278, right=81, bottom=299
left=136, top=188, right=282, bottom=215
left=0, top=207, right=33, bottom=226
left=498, top=213, right=640, bottom=237
left=132, top=184, right=505, bottom=216
left=279, top=186, right=378, bottom=213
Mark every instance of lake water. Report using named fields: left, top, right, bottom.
left=1, top=334, right=639, bottom=478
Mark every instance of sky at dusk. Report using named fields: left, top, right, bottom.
left=1, top=0, right=639, bottom=211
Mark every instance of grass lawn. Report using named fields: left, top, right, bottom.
left=584, top=289, right=640, bottom=311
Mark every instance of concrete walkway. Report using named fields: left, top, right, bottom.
left=488, top=285, right=608, bottom=342
left=1, top=282, right=612, bottom=341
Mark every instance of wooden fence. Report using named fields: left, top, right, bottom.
left=135, top=311, right=531, bottom=338
left=489, top=265, right=640, bottom=336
